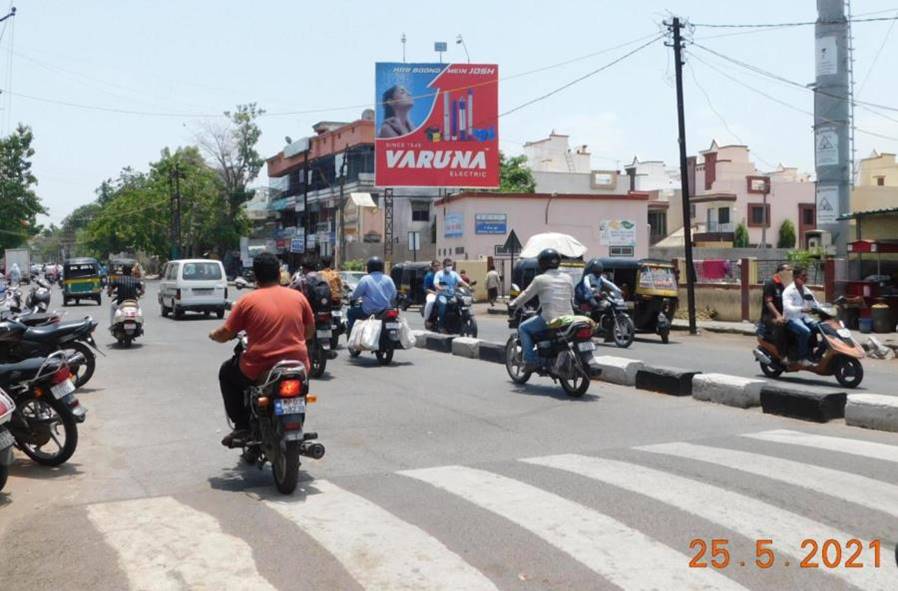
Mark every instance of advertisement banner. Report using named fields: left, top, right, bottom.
left=599, top=219, right=637, bottom=246
left=444, top=213, right=464, bottom=238
left=475, top=213, right=507, bottom=234
left=375, top=62, right=499, bottom=188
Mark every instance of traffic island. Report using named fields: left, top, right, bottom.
left=692, top=373, right=765, bottom=408
left=478, top=341, right=507, bottom=364
left=451, top=337, right=481, bottom=359
left=424, top=333, right=455, bottom=353
left=845, top=394, right=898, bottom=432
left=592, top=356, right=644, bottom=386
left=634, top=365, right=700, bottom=396
left=760, top=385, right=847, bottom=422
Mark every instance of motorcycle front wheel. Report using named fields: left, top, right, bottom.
left=272, top=440, right=300, bottom=495
left=0, top=464, right=7, bottom=492
left=613, top=314, right=635, bottom=348
left=462, top=318, right=478, bottom=338
left=15, top=395, right=78, bottom=466
left=505, top=336, right=532, bottom=384
left=63, top=341, right=96, bottom=388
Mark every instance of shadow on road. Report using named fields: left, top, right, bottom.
left=9, top=459, right=83, bottom=480
left=107, top=342, right=145, bottom=351
left=208, top=460, right=321, bottom=496
left=509, top=382, right=601, bottom=402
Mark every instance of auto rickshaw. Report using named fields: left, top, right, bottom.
left=108, top=257, right=137, bottom=284
left=596, top=258, right=678, bottom=343
left=62, top=257, right=102, bottom=306
left=390, top=261, right=432, bottom=309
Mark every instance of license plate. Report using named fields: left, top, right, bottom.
left=125, top=322, right=137, bottom=329
left=274, top=398, right=306, bottom=416
left=194, top=288, right=213, bottom=294
left=51, top=379, right=76, bottom=399
left=578, top=341, right=596, bottom=352
left=332, top=311, right=342, bottom=318
left=0, top=428, right=14, bottom=450
left=317, top=329, right=332, bottom=338
left=385, top=322, right=400, bottom=329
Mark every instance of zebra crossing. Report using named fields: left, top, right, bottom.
left=79, top=429, right=898, bottom=590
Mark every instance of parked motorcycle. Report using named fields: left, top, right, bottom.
left=25, top=278, right=52, bottom=313
left=754, top=298, right=865, bottom=388
left=0, top=387, right=15, bottom=492
left=224, top=336, right=325, bottom=494
left=577, top=289, right=635, bottom=348
left=423, top=285, right=478, bottom=337
left=0, top=351, right=85, bottom=467
left=505, top=306, right=599, bottom=397
left=348, top=302, right=402, bottom=365
left=0, top=285, right=22, bottom=315
left=308, top=309, right=338, bottom=378
left=0, top=316, right=101, bottom=388
left=110, top=299, right=144, bottom=347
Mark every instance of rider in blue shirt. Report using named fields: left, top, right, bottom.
left=432, top=257, right=470, bottom=332
left=348, top=257, right=397, bottom=332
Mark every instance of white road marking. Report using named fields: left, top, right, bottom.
left=524, top=454, right=895, bottom=591
left=744, top=429, right=898, bottom=464
left=87, top=496, right=275, bottom=591
left=263, top=479, right=497, bottom=591
left=401, top=465, right=747, bottom=591
left=639, top=441, right=898, bottom=518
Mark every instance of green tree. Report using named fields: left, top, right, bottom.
left=734, top=223, right=750, bottom=247
left=0, top=125, right=46, bottom=250
left=499, top=151, right=536, bottom=193
left=777, top=219, right=796, bottom=249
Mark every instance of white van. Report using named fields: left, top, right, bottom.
left=159, top=259, right=229, bottom=319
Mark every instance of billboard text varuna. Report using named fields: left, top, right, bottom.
left=375, top=62, right=499, bottom=188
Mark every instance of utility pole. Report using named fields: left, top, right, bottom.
left=337, top=146, right=352, bottom=268
left=169, top=162, right=183, bottom=259
left=667, top=16, right=697, bottom=334
left=302, top=151, right=310, bottom=263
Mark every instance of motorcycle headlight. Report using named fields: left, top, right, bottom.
left=837, top=328, right=852, bottom=339
left=463, top=296, right=473, bottom=305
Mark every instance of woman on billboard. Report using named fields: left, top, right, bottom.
left=378, top=85, right=415, bottom=138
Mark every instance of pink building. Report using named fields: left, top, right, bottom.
left=434, top=191, right=650, bottom=261
left=691, top=141, right=816, bottom=247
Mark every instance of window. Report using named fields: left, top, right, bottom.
left=648, top=211, right=667, bottom=243
left=747, top=203, right=770, bottom=227
left=411, top=202, right=430, bottom=222
left=876, top=176, right=886, bottom=186
left=166, top=263, right=179, bottom=280
left=454, top=246, right=465, bottom=255
left=181, top=262, right=222, bottom=280
left=803, top=207, right=815, bottom=225
left=718, top=207, right=730, bottom=224
left=609, top=246, right=635, bottom=257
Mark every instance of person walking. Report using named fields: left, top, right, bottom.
left=485, top=265, right=501, bottom=307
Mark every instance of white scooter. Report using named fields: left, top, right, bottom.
left=111, top=299, right=144, bottom=347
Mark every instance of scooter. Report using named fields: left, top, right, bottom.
left=111, top=299, right=144, bottom=347
left=753, top=297, right=865, bottom=388
left=0, top=387, right=15, bottom=492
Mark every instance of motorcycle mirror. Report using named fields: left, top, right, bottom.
left=803, top=293, right=814, bottom=301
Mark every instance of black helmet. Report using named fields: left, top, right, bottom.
left=585, top=258, right=604, bottom=277
left=537, top=248, right=561, bottom=271
left=366, top=257, right=385, bottom=273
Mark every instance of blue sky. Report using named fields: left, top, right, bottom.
left=6, top=0, right=898, bottom=224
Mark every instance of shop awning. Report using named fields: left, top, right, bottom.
left=838, top=206, right=898, bottom=221
left=349, top=192, right=377, bottom=208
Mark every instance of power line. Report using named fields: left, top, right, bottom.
left=857, top=10, right=898, bottom=95
left=692, top=15, right=898, bottom=28
left=500, top=35, right=663, bottom=117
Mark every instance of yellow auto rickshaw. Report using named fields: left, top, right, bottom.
left=598, top=258, right=679, bottom=343
left=108, top=257, right=137, bottom=285
left=63, top=257, right=102, bottom=306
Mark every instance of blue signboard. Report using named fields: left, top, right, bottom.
left=444, top=212, right=464, bottom=238
left=290, top=238, right=304, bottom=254
left=475, top=213, right=507, bottom=235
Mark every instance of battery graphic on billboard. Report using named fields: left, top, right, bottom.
left=375, top=62, right=499, bottom=188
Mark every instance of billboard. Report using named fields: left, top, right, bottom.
left=375, top=62, right=499, bottom=188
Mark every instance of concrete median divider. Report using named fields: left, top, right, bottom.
left=411, top=330, right=428, bottom=349
left=634, top=365, right=700, bottom=396
left=760, top=384, right=846, bottom=422
left=692, top=373, right=765, bottom=408
left=478, top=341, right=507, bottom=364
left=451, top=337, right=481, bottom=359
left=592, top=356, right=644, bottom=386
left=424, top=333, right=455, bottom=353
left=845, top=394, right=898, bottom=432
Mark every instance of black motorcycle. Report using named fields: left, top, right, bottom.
left=309, top=309, right=338, bottom=378
left=225, top=337, right=325, bottom=494
left=505, top=306, right=600, bottom=397
left=25, top=278, right=52, bottom=313
left=424, top=286, right=478, bottom=337
left=576, top=290, right=635, bottom=348
left=0, top=317, right=101, bottom=388
left=348, top=303, right=402, bottom=365
left=0, top=351, right=85, bottom=467
left=0, top=387, right=14, bottom=492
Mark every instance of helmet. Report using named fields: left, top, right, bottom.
left=585, top=258, right=604, bottom=278
left=537, top=248, right=561, bottom=271
left=366, top=257, right=385, bottom=273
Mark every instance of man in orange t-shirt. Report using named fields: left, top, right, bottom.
left=209, top=253, right=314, bottom=446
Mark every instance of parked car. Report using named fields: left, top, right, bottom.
left=158, top=259, right=229, bottom=320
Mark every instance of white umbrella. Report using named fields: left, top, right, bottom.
left=519, top=232, right=588, bottom=259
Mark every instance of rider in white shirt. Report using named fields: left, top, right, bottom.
left=781, top=265, right=819, bottom=365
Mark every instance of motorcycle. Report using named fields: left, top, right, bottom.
left=577, top=289, right=635, bottom=348
left=423, top=285, right=478, bottom=337
left=330, top=304, right=346, bottom=349
left=225, top=336, right=325, bottom=494
left=0, top=285, right=22, bottom=315
left=25, top=278, right=52, bottom=313
left=753, top=297, right=866, bottom=388
left=110, top=299, right=144, bottom=347
left=0, top=351, right=85, bottom=467
left=505, top=305, right=600, bottom=397
left=348, top=303, right=402, bottom=365
left=0, top=387, right=14, bottom=492
left=309, top=309, right=339, bottom=378
left=0, top=316, right=102, bottom=389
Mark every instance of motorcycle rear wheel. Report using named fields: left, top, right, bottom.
left=0, top=464, right=6, bottom=492
left=759, top=361, right=783, bottom=378
left=505, top=336, right=532, bottom=384
left=560, top=372, right=590, bottom=397
left=834, top=356, right=863, bottom=388
left=310, top=347, right=327, bottom=378
left=15, top=395, right=78, bottom=466
left=63, top=342, right=95, bottom=389
left=272, top=441, right=300, bottom=495
left=375, top=347, right=394, bottom=365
